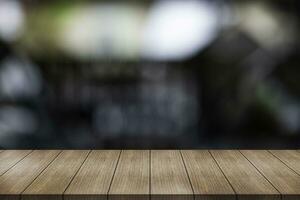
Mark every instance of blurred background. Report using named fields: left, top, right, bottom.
left=0, top=0, right=299, bottom=149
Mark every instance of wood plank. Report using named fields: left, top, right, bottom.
left=64, top=150, right=120, bottom=200
left=22, top=150, right=90, bottom=200
left=241, top=150, right=300, bottom=200
left=151, top=150, right=193, bottom=200
left=269, top=150, right=300, bottom=175
left=181, top=150, right=235, bottom=200
left=109, top=150, right=150, bottom=200
left=0, top=150, right=32, bottom=176
left=211, top=150, right=280, bottom=200
left=0, top=150, right=60, bottom=200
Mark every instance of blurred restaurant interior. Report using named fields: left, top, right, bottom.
left=0, top=0, right=300, bottom=149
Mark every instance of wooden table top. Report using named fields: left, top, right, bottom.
left=0, top=150, right=299, bottom=200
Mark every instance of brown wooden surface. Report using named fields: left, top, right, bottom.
left=22, top=150, right=90, bottom=200
left=0, top=150, right=299, bottom=200
left=0, top=150, right=60, bottom=200
left=211, top=150, right=280, bottom=200
left=269, top=150, right=300, bottom=175
left=109, top=150, right=150, bottom=200
left=64, top=150, right=120, bottom=200
left=0, top=150, right=32, bottom=176
left=241, top=150, right=300, bottom=200
left=181, top=150, right=235, bottom=200
left=151, top=150, right=193, bottom=200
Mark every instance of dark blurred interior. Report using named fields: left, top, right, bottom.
left=0, top=0, right=300, bottom=149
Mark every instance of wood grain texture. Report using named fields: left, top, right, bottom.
left=181, top=150, right=235, bottom=200
left=241, top=150, right=300, bottom=200
left=0, top=150, right=299, bottom=200
left=22, top=150, right=89, bottom=200
left=269, top=150, right=300, bottom=175
left=109, top=150, right=150, bottom=200
left=211, top=150, right=280, bottom=200
left=64, top=150, right=120, bottom=200
left=0, top=150, right=32, bottom=176
left=0, top=150, right=60, bottom=200
left=151, top=150, right=193, bottom=200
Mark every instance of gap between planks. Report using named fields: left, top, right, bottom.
left=241, top=150, right=300, bottom=200
left=0, top=150, right=33, bottom=176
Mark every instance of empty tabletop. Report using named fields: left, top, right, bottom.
left=0, top=150, right=299, bottom=200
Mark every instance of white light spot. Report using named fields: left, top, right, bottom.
left=142, top=0, right=219, bottom=60
left=59, top=4, right=143, bottom=60
left=0, top=0, right=24, bottom=42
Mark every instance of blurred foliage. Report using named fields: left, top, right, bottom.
left=0, top=0, right=299, bottom=148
